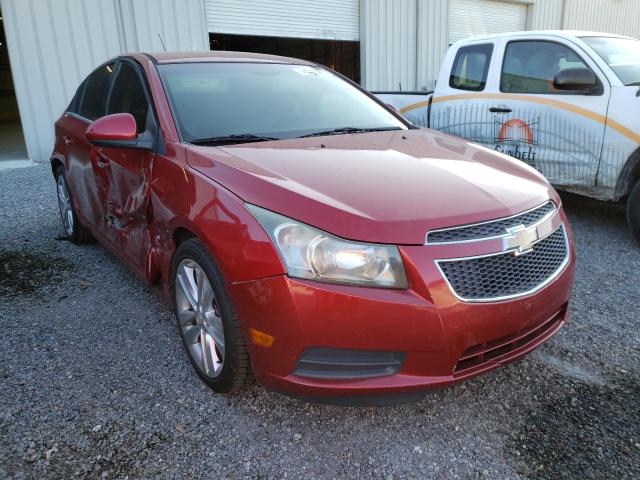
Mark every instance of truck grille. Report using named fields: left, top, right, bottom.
left=427, top=201, right=556, bottom=243
left=437, top=226, right=569, bottom=301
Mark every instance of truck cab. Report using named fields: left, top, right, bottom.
left=377, top=31, right=640, bottom=242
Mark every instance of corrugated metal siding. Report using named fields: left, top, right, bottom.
left=562, top=0, right=640, bottom=38
left=361, top=0, right=418, bottom=91
left=117, top=0, right=208, bottom=52
left=527, top=0, right=563, bottom=30
left=417, top=0, right=449, bottom=90
left=0, top=0, right=121, bottom=163
left=0, top=0, right=208, bottom=163
left=449, top=0, right=529, bottom=43
left=205, top=0, right=360, bottom=40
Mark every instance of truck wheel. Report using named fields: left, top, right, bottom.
left=627, top=180, right=640, bottom=244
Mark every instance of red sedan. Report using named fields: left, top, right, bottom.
left=52, top=52, right=575, bottom=404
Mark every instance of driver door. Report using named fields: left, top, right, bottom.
left=491, top=37, right=611, bottom=191
left=90, top=60, right=155, bottom=270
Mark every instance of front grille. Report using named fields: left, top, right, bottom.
left=437, top=226, right=568, bottom=301
left=454, top=307, right=565, bottom=374
left=427, top=201, right=556, bottom=243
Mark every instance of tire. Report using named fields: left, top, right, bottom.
left=171, top=238, right=253, bottom=393
left=627, top=179, right=640, bottom=244
left=54, top=165, right=92, bottom=244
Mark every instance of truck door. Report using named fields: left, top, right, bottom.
left=487, top=38, right=610, bottom=192
left=430, top=36, right=610, bottom=194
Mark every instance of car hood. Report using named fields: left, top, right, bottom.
left=186, top=129, right=558, bottom=245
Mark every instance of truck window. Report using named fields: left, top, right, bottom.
left=501, top=41, right=592, bottom=94
left=449, top=44, right=493, bottom=91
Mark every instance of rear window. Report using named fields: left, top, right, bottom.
left=67, top=81, right=86, bottom=114
left=449, top=44, right=493, bottom=91
left=79, top=63, right=115, bottom=120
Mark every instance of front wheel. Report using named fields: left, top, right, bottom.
left=171, top=238, right=253, bottom=393
left=627, top=179, right=640, bottom=244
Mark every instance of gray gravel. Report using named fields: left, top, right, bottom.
left=1, top=164, right=639, bottom=479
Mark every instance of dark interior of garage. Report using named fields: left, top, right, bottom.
left=0, top=7, right=28, bottom=161
left=210, top=33, right=360, bottom=84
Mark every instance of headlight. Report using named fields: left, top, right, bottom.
left=247, top=205, right=408, bottom=289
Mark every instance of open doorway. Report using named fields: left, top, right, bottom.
left=0, top=7, right=28, bottom=162
left=210, top=33, right=361, bottom=84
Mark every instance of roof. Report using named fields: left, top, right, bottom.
left=146, top=50, right=315, bottom=65
left=457, top=30, right=636, bottom=42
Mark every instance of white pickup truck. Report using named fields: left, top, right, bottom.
left=375, top=31, right=640, bottom=242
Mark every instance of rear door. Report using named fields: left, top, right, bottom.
left=63, top=63, right=116, bottom=230
left=430, top=41, right=497, bottom=147
left=92, top=59, right=156, bottom=269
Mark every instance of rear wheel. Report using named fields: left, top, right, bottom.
left=171, top=238, right=252, bottom=393
left=54, top=165, right=92, bottom=243
left=627, top=180, right=640, bottom=244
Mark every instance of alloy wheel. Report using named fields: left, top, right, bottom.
left=175, top=259, right=225, bottom=378
left=56, top=175, right=74, bottom=236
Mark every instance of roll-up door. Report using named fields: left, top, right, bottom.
left=450, top=0, right=528, bottom=44
left=205, top=0, right=360, bottom=41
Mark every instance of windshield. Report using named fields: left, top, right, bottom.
left=158, top=62, right=406, bottom=143
left=582, top=36, right=640, bottom=86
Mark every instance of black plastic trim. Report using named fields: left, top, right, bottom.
left=294, top=347, right=405, bottom=380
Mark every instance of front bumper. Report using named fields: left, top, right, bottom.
left=228, top=211, right=576, bottom=401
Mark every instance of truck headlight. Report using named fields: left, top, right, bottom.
left=247, top=205, right=408, bottom=289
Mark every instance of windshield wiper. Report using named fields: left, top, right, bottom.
left=190, top=134, right=280, bottom=146
left=298, top=126, right=403, bottom=138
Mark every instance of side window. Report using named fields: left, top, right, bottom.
left=79, top=63, right=115, bottom=120
left=107, top=62, right=150, bottom=134
left=501, top=41, right=591, bottom=94
left=67, top=81, right=86, bottom=114
left=449, top=44, right=493, bottom=91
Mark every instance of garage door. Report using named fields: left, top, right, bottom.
left=449, top=0, right=528, bottom=44
left=205, top=0, right=360, bottom=41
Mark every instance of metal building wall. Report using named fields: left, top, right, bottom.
left=116, top=0, right=209, bottom=52
left=527, top=0, right=563, bottom=30
left=562, top=0, right=640, bottom=38
left=416, top=0, right=449, bottom=91
left=361, top=0, right=418, bottom=91
left=0, top=0, right=208, bottom=163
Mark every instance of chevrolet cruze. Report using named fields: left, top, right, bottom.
left=52, top=52, right=576, bottom=403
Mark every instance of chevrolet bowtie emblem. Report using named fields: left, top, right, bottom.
left=503, top=224, right=538, bottom=255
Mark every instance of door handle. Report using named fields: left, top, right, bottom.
left=95, top=155, right=109, bottom=168
left=489, top=107, right=512, bottom=113
left=63, top=136, right=73, bottom=146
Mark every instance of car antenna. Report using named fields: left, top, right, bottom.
left=157, top=33, right=167, bottom=52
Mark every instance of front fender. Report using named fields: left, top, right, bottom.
left=148, top=155, right=286, bottom=292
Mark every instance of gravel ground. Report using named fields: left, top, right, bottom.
left=1, top=164, right=638, bottom=479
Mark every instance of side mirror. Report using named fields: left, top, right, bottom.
left=553, top=68, right=597, bottom=92
left=85, top=113, right=153, bottom=150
